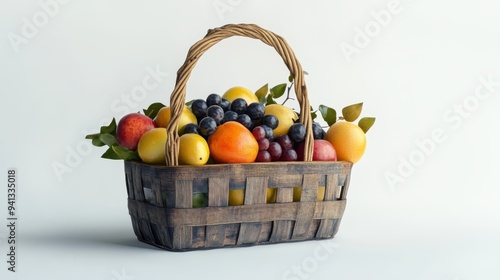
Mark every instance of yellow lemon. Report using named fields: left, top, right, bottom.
left=325, top=121, right=366, bottom=163
left=266, top=188, right=277, bottom=203
left=264, top=104, right=298, bottom=137
left=228, top=189, right=245, bottom=206
left=222, top=86, right=259, bottom=104
left=137, top=128, right=167, bottom=165
left=178, top=133, right=210, bottom=166
left=155, top=106, right=197, bottom=134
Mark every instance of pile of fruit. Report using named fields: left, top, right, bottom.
left=86, top=80, right=374, bottom=205
left=86, top=80, right=375, bottom=167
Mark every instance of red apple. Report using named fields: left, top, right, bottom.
left=116, top=113, right=155, bottom=151
left=296, top=139, right=337, bottom=161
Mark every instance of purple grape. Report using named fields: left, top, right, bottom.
left=207, top=105, right=224, bottom=124
left=183, top=123, right=199, bottom=135
left=236, top=114, right=252, bottom=130
left=231, top=98, right=247, bottom=115
left=220, top=98, right=231, bottom=112
left=261, top=114, right=279, bottom=129
left=312, top=122, right=325, bottom=139
left=246, top=102, right=265, bottom=120
left=258, top=138, right=270, bottom=151
left=191, top=99, right=208, bottom=118
left=268, top=142, right=282, bottom=161
left=261, top=125, right=274, bottom=140
left=276, top=134, right=294, bottom=150
left=198, top=117, right=217, bottom=137
left=288, top=123, right=306, bottom=143
left=279, top=149, right=298, bottom=161
left=206, top=93, right=222, bottom=107
left=221, top=111, right=238, bottom=124
left=256, top=150, right=272, bottom=162
left=252, top=126, right=266, bottom=141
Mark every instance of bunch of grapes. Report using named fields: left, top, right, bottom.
left=183, top=93, right=275, bottom=137
left=253, top=121, right=326, bottom=162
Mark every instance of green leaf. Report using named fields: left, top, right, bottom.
left=310, top=106, right=317, bottom=120
left=85, top=133, right=100, bottom=140
left=112, top=145, right=141, bottom=161
left=92, top=138, right=105, bottom=147
left=100, top=118, right=117, bottom=134
left=143, top=102, right=166, bottom=119
left=255, top=83, right=268, bottom=99
left=358, top=117, right=376, bottom=133
left=288, top=75, right=294, bottom=83
left=266, top=93, right=277, bottom=105
left=185, top=100, right=194, bottom=107
left=101, top=146, right=121, bottom=160
left=318, top=105, right=337, bottom=126
left=99, top=133, right=117, bottom=146
left=270, top=83, right=287, bottom=99
left=259, top=97, right=267, bottom=104
left=342, top=102, right=363, bottom=122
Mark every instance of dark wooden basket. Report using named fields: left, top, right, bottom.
left=124, top=23, right=353, bottom=251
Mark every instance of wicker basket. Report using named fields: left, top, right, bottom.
left=124, top=23, right=353, bottom=251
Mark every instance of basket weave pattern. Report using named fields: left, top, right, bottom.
left=124, top=24, right=353, bottom=251
left=126, top=161, right=351, bottom=251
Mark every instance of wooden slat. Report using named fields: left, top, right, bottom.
left=135, top=161, right=353, bottom=182
left=124, top=165, right=135, bottom=200
left=339, top=173, right=351, bottom=200
left=128, top=199, right=346, bottom=227
left=131, top=163, right=145, bottom=202
left=270, top=187, right=294, bottom=242
left=171, top=180, right=193, bottom=250
left=205, top=177, right=229, bottom=248
left=292, top=174, right=319, bottom=240
left=237, top=177, right=267, bottom=245
left=317, top=174, right=340, bottom=238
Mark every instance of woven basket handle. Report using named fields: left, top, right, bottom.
left=165, top=23, right=313, bottom=166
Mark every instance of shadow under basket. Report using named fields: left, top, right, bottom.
left=125, top=160, right=352, bottom=251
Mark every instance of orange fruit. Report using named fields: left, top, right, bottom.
left=325, top=121, right=366, bottom=163
left=208, top=121, right=258, bottom=163
left=222, top=86, right=259, bottom=104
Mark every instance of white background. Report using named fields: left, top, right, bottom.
left=1, top=0, right=499, bottom=279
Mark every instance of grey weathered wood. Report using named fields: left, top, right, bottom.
left=292, top=174, right=319, bottom=240
left=172, top=180, right=193, bottom=250
left=205, top=177, right=229, bottom=247
left=128, top=198, right=346, bottom=227
left=132, top=164, right=145, bottom=201
left=317, top=174, right=339, bottom=238
left=237, top=177, right=267, bottom=245
left=124, top=159, right=352, bottom=251
left=270, top=187, right=294, bottom=242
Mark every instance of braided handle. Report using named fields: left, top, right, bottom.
left=165, top=23, right=313, bottom=166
